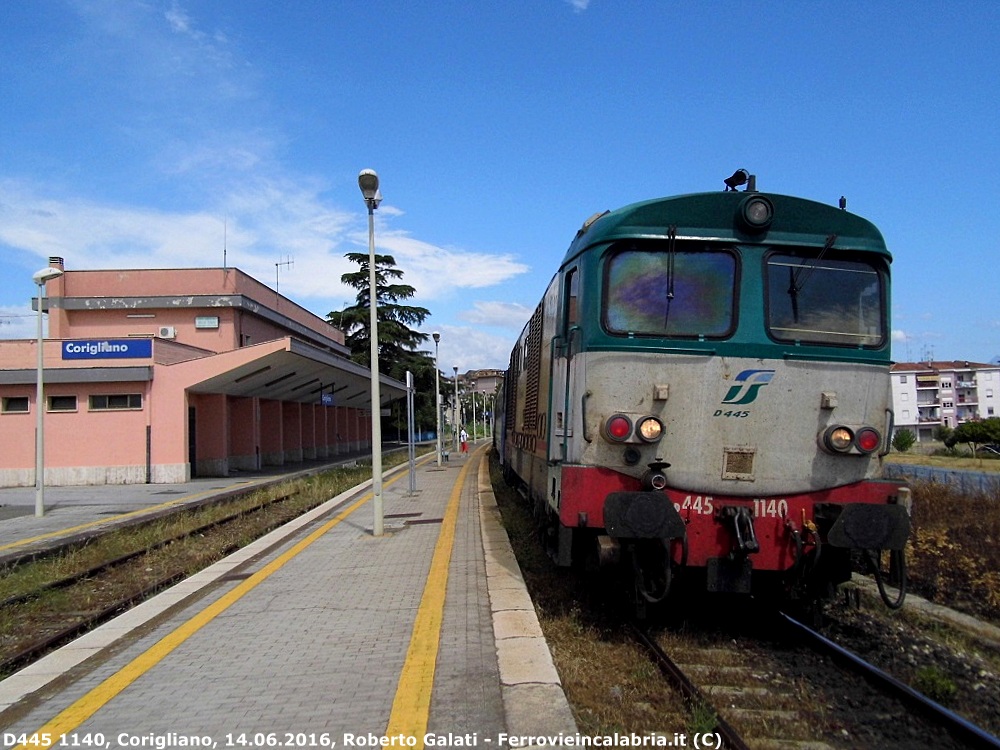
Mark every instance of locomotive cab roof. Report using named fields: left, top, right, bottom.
left=564, top=191, right=890, bottom=266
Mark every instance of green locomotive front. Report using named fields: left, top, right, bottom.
left=499, top=181, right=911, bottom=605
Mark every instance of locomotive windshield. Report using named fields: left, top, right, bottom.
left=604, top=245, right=737, bottom=338
left=766, top=253, right=884, bottom=347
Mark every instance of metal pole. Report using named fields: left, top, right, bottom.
left=34, top=281, right=45, bottom=518
left=368, top=204, right=383, bottom=535
left=453, top=366, right=459, bottom=453
left=433, top=333, right=442, bottom=466
left=359, top=169, right=383, bottom=537
left=406, top=370, right=416, bottom=493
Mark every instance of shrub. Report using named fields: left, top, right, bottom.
left=892, top=428, right=917, bottom=452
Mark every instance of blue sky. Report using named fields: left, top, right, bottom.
left=2, top=1, right=998, bottom=371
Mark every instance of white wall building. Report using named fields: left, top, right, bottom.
left=890, top=360, right=1000, bottom=442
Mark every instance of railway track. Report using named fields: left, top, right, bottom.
left=626, top=625, right=752, bottom=750
left=625, top=611, right=1000, bottom=750
left=0, top=487, right=307, bottom=676
left=487, top=450, right=1000, bottom=745
left=779, top=611, right=1000, bottom=750
left=0, top=453, right=424, bottom=678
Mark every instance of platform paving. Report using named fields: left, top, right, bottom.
left=0, top=445, right=578, bottom=747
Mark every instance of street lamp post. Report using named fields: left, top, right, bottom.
left=359, top=169, right=384, bottom=537
left=33, top=266, right=64, bottom=517
left=453, top=366, right=459, bottom=453
left=432, top=332, right=442, bottom=466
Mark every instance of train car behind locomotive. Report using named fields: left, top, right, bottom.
left=497, top=172, right=910, bottom=609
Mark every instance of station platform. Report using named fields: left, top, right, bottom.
left=0, top=445, right=578, bottom=748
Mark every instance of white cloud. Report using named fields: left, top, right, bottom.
left=377, top=230, right=529, bottom=299
left=460, top=300, right=533, bottom=329
left=0, top=178, right=530, bottom=336
left=435, top=324, right=514, bottom=372
left=0, top=305, right=38, bottom=340
left=165, top=2, right=195, bottom=36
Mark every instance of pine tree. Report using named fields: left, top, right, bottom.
left=328, top=252, right=440, bottom=435
left=331, top=252, right=431, bottom=374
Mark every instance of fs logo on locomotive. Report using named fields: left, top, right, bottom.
left=721, top=369, right=775, bottom=405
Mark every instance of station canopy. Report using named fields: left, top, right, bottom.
left=183, top=337, right=407, bottom=410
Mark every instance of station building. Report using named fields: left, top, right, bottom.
left=0, top=258, right=406, bottom=487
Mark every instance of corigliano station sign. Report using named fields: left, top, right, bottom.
left=62, top=339, right=154, bottom=360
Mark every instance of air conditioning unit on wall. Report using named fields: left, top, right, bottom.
left=158, top=326, right=177, bottom=339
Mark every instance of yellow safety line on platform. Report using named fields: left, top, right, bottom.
left=12, top=466, right=419, bottom=750
left=384, top=446, right=484, bottom=748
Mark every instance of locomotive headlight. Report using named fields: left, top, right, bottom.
left=824, top=425, right=854, bottom=452
left=739, top=195, right=774, bottom=232
left=856, top=427, right=882, bottom=454
left=605, top=414, right=633, bottom=442
left=637, top=416, right=664, bottom=443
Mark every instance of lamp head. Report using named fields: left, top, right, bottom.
left=33, top=267, right=64, bottom=285
left=358, top=169, right=380, bottom=201
left=432, top=331, right=440, bottom=344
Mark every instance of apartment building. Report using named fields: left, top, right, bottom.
left=462, top=368, right=503, bottom=394
left=890, top=360, right=1000, bottom=442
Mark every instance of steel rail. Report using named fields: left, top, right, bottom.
left=626, top=624, right=751, bottom=750
left=0, top=490, right=299, bottom=609
left=779, top=611, right=1000, bottom=750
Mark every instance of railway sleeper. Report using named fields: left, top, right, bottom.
left=670, top=655, right=817, bottom=744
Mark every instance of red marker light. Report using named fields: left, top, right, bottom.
left=856, top=427, right=881, bottom=453
left=606, top=415, right=632, bottom=441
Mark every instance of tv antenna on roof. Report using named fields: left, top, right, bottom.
left=275, top=255, right=294, bottom=305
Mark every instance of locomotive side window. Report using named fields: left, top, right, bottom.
left=604, top=245, right=737, bottom=338
left=565, top=268, right=579, bottom=330
left=766, top=254, right=884, bottom=347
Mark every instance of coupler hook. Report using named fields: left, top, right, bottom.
left=721, top=506, right=760, bottom=554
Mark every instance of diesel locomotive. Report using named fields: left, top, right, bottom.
left=496, top=172, right=910, bottom=609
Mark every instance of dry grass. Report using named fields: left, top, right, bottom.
left=905, top=481, right=1000, bottom=624
left=887, top=451, right=1000, bottom=472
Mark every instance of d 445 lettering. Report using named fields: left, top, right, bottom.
left=713, top=409, right=750, bottom=418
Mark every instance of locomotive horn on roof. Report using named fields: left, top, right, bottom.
left=724, top=168, right=750, bottom=191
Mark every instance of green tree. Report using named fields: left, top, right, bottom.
left=944, top=418, right=1000, bottom=457
left=891, top=428, right=916, bottom=453
left=933, top=425, right=953, bottom=444
left=332, top=252, right=431, bottom=373
left=328, top=252, right=441, bottom=438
